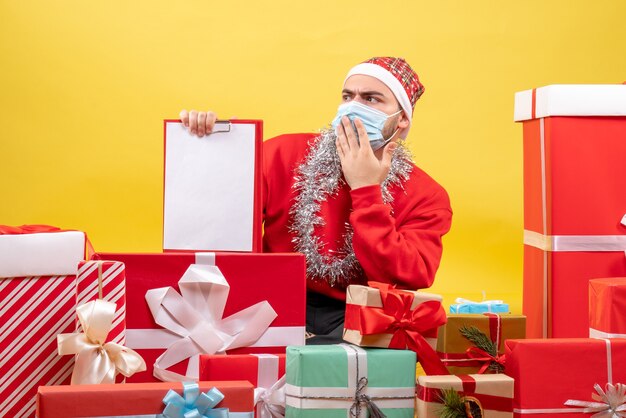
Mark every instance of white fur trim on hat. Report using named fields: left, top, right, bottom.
left=345, top=62, right=413, bottom=139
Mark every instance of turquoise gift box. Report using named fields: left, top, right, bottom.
left=449, top=298, right=509, bottom=314
left=285, top=344, right=416, bottom=418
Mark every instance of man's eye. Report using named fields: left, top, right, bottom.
left=342, top=95, right=351, bottom=101
left=366, top=97, right=378, bottom=103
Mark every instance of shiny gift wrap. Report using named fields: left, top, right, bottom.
left=285, top=344, right=416, bottom=418
left=343, top=283, right=448, bottom=375
left=437, top=314, right=526, bottom=375
left=416, top=374, right=514, bottom=417
left=36, top=380, right=254, bottom=418
left=589, top=278, right=626, bottom=339
left=0, top=225, right=87, bottom=418
left=505, top=338, right=626, bottom=417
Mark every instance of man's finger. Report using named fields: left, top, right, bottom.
left=197, top=112, right=207, bottom=137
left=179, top=110, right=189, bottom=128
left=189, top=110, right=198, bottom=135
left=353, top=118, right=372, bottom=154
left=206, top=111, right=217, bottom=134
left=342, top=116, right=359, bottom=153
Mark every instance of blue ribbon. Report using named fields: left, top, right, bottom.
left=162, top=382, right=230, bottom=418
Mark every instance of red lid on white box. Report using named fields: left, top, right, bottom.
left=0, top=231, right=85, bottom=277
left=514, top=84, right=626, bottom=121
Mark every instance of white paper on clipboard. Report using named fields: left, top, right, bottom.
left=163, top=120, right=258, bottom=252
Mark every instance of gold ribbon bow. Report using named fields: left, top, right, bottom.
left=58, top=299, right=146, bottom=384
left=565, top=383, right=626, bottom=417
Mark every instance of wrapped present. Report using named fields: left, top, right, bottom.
left=416, top=374, right=514, bottom=417
left=57, top=299, right=146, bottom=384
left=589, top=277, right=626, bottom=338
left=343, top=282, right=448, bottom=375
left=505, top=338, right=626, bottom=416
left=437, top=313, right=526, bottom=375
left=200, top=353, right=286, bottom=418
left=0, top=225, right=86, bottom=418
left=450, top=297, right=510, bottom=314
left=514, top=85, right=626, bottom=338
left=163, top=119, right=263, bottom=252
left=92, top=252, right=306, bottom=382
left=286, top=344, right=416, bottom=418
left=36, top=380, right=255, bottom=417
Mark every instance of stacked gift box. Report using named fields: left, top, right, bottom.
left=4, top=86, right=626, bottom=418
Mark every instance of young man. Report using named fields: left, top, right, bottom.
left=180, top=57, right=452, bottom=344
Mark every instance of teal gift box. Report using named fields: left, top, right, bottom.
left=449, top=297, right=509, bottom=314
left=285, top=344, right=415, bottom=418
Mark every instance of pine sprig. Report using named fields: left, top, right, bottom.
left=437, top=387, right=467, bottom=418
left=459, top=325, right=504, bottom=373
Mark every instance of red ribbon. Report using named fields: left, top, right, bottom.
left=0, top=224, right=62, bottom=234
left=465, top=347, right=507, bottom=374
left=417, top=374, right=513, bottom=412
left=345, top=281, right=449, bottom=375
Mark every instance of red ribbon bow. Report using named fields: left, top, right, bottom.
left=357, top=282, right=449, bottom=375
left=465, top=347, right=507, bottom=374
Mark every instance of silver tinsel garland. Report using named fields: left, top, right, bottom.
left=289, top=128, right=414, bottom=288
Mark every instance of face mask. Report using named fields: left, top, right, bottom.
left=331, top=101, right=401, bottom=150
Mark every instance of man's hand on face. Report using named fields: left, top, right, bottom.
left=335, top=116, right=397, bottom=190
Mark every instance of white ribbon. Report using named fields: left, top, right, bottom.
left=255, top=375, right=286, bottom=418
left=524, top=230, right=626, bottom=252
left=57, top=300, right=146, bottom=384
left=591, top=328, right=626, bottom=339
left=145, top=263, right=277, bottom=381
left=564, top=383, right=626, bottom=417
left=252, top=354, right=286, bottom=418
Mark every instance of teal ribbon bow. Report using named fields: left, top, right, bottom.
left=162, top=382, right=229, bottom=418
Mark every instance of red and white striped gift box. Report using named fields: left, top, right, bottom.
left=76, top=260, right=126, bottom=346
left=0, top=227, right=86, bottom=418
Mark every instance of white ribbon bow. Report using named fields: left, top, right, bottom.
left=57, top=299, right=146, bottom=384
left=565, top=383, right=626, bottom=417
left=146, top=263, right=278, bottom=381
left=255, top=375, right=287, bottom=418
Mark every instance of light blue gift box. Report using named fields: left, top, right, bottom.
left=449, top=297, right=510, bottom=314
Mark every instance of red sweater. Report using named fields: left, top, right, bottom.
left=262, top=133, right=452, bottom=300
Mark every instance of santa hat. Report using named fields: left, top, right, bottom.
left=345, top=57, right=424, bottom=138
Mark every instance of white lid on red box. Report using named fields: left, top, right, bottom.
left=514, top=84, right=626, bottom=121
left=0, top=231, right=85, bottom=278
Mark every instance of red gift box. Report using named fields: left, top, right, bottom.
left=200, top=354, right=286, bottom=418
left=589, top=277, right=626, bottom=338
left=514, top=85, right=626, bottom=338
left=0, top=226, right=87, bottom=418
left=36, top=380, right=254, bottom=418
left=505, top=338, right=626, bottom=417
left=92, top=252, right=306, bottom=382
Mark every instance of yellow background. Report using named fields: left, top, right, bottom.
left=2, top=1, right=625, bottom=313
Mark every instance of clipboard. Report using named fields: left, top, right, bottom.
left=162, top=119, right=263, bottom=252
